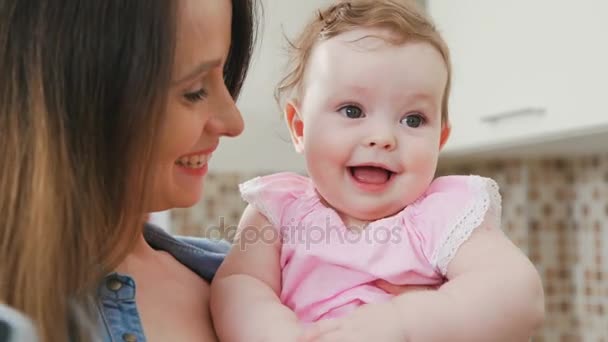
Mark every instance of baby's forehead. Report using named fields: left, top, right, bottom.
left=303, top=31, right=448, bottom=100
left=309, top=30, right=442, bottom=73
left=322, top=27, right=401, bottom=50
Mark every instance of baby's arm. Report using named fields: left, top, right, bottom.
left=210, top=205, right=301, bottom=342
left=301, top=222, right=544, bottom=342
left=390, top=222, right=545, bottom=341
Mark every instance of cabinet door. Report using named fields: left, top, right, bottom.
left=428, top=0, right=608, bottom=153
left=532, top=0, right=608, bottom=135
left=429, top=0, right=549, bottom=154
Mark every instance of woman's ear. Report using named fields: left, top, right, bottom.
left=439, top=124, right=451, bottom=150
left=285, top=102, right=305, bottom=153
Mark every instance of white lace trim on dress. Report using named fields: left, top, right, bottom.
left=431, top=176, right=502, bottom=276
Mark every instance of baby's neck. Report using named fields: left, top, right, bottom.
left=316, top=189, right=399, bottom=231
left=338, top=213, right=371, bottom=232
left=317, top=194, right=371, bottom=231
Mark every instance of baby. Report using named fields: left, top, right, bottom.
left=211, top=1, right=545, bottom=341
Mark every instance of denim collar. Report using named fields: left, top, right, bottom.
left=99, top=223, right=230, bottom=300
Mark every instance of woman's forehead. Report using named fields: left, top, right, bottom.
left=173, top=0, right=232, bottom=79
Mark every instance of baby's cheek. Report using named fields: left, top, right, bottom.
left=415, top=151, right=440, bottom=185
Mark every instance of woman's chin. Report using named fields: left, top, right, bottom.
left=174, top=192, right=203, bottom=208
left=167, top=183, right=204, bottom=209
left=168, top=171, right=206, bottom=206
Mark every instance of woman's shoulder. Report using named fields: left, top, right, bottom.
left=97, top=225, right=221, bottom=342
left=143, top=223, right=230, bottom=282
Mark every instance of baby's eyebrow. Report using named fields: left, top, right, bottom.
left=342, top=85, right=370, bottom=95
left=400, top=92, right=438, bottom=106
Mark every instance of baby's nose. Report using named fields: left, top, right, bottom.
left=362, top=133, right=397, bottom=151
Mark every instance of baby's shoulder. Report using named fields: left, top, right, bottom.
left=239, top=172, right=316, bottom=226
left=410, top=175, right=502, bottom=275
left=416, top=175, right=500, bottom=210
left=409, top=174, right=502, bottom=237
left=240, top=172, right=312, bottom=198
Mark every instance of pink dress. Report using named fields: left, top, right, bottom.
left=239, top=172, right=501, bottom=323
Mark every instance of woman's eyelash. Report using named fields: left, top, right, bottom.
left=184, top=88, right=208, bottom=102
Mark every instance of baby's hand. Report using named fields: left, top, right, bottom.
left=374, top=279, right=439, bottom=295
left=298, top=301, right=405, bottom=342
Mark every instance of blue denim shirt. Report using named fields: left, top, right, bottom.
left=96, top=224, right=230, bottom=342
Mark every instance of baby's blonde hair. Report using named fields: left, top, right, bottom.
left=275, top=0, right=452, bottom=125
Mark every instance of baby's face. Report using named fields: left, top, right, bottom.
left=290, top=27, right=450, bottom=225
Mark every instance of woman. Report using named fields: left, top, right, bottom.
left=0, top=0, right=257, bottom=341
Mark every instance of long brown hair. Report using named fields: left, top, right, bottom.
left=275, top=0, right=451, bottom=124
left=0, top=1, right=257, bottom=341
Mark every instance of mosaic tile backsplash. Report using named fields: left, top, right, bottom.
left=171, top=154, right=608, bottom=341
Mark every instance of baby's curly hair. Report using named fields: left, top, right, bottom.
left=275, top=0, right=452, bottom=125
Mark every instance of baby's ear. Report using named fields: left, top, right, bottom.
left=439, top=123, right=451, bottom=150
left=285, top=102, right=305, bottom=153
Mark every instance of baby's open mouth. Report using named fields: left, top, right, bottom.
left=348, top=166, right=395, bottom=184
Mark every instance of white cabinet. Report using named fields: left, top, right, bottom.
left=429, top=0, right=608, bottom=157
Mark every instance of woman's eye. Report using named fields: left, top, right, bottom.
left=339, top=105, right=364, bottom=119
left=401, top=114, right=425, bottom=128
left=184, top=88, right=208, bottom=103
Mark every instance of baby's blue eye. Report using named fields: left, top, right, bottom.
left=339, top=105, right=364, bottom=119
left=401, top=114, right=424, bottom=128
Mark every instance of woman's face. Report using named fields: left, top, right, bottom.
left=148, top=0, right=243, bottom=211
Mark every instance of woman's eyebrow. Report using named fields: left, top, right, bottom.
left=173, top=59, right=222, bottom=85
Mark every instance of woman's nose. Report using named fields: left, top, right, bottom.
left=205, top=84, right=244, bottom=137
